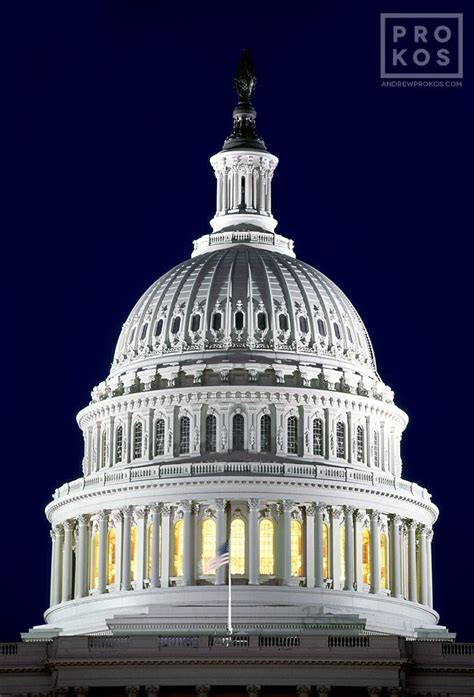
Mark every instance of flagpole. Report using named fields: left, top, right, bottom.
left=227, top=563, right=233, bottom=634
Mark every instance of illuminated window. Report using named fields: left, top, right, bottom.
left=190, top=314, right=200, bottom=332
left=232, top=413, right=245, bottom=451
left=333, top=322, right=341, bottom=340
left=259, top=518, right=274, bottom=575
left=90, top=530, right=99, bottom=589
left=340, top=524, right=345, bottom=583
left=290, top=519, right=303, bottom=576
left=179, top=416, right=190, bottom=454
left=362, top=528, right=371, bottom=585
left=212, top=312, right=222, bottom=331
left=235, top=311, right=244, bottom=330
left=107, top=528, right=116, bottom=585
left=133, top=422, right=143, bottom=459
left=147, top=523, right=162, bottom=580
left=201, top=518, right=217, bottom=574
left=260, top=414, right=271, bottom=453
left=101, top=431, right=107, bottom=468
left=317, top=319, right=327, bottom=336
left=313, top=418, right=323, bottom=456
left=205, top=414, right=217, bottom=452
left=173, top=519, right=184, bottom=576
left=380, top=532, right=388, bottom=589
left=154, top=418, right=165, bottom=456
left=336, top=421, right=346, bottom=458
left=279, top=314, right=289, bottom=331
left=257, top=312, right=267, bottom=331
left=373, top=431, right=379, bottom=467
left=299, top=316, right=309, bottom=333
left=287, top=415, right=298, bottom=454
left=140, top=323, right=148, bottom=341
left=230, top=518, right=246, bottom=574
left=155, top=318, right=163, bottom=337
left=323, top=523, right=329, bottom=578
left=115, top=426, right=123, bottom=464
left=357, top=425, right=365, bottom=463
left=171, top=316, right=181, bottom=334
left=130, top=525, right=137, bottom=582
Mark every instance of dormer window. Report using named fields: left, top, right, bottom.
left=333, top=322, right=341, bottom=340
left=212, top=312, right=222, bottom=331
left=155, top=319, right=163, bottom=337
left=128, top=327, right=136, bottom=345
left=279, top=314, right=289, bottom=331
left=190, top=314, right=201, bottom=332
left=171, top=316, right=181, bottom=334
left=235, top=311, right=244, bottom=331
left=347, top=326, right=353, bottom=343
left=140, top=323, right=148, bottom=341
left=317, top=319, right=327, bottom=336
left=257, top=312, right=267, bottom=331
left=299, top=316, right=309, bottom=334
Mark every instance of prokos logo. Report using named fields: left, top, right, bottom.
left=380, top=13, right=463, bottom=78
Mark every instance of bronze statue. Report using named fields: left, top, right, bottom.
left=235, top=48, right=257, bottom=106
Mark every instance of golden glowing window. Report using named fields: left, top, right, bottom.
left=259, top=518, right=274, bottom=575
left=90, top=531, right=99, bottom=589
left=340, top=525, right=345, bottom=583
left=323, top=523, right=329, bottom=578
left=290, top=519, right=302, bottom=576
left=362, top=528, right=371, bottom=585
left=107, top=528, right=116, bottom=585
left=201, top=518, right=217, bottom=574
left=173, top=519, right=184, bottom=576
left=380, top=532, right=388, bottom=589
left=230, top=518, right=245, bottom=574
left=130, top=525, right=137, bottom=582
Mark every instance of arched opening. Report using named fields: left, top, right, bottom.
left=279, top=314, right=289, bottom=332
left=298, top=316, right=309, bottom=334
left=257, top=312, right=267, bottom=331
left=230, top=518, right=246, bottom=574
left=259, top=518, right=274, bottom=575
left=130, top=525, right=137, bottom=582
left=340, top=524, right=346, bottom=584
left=212, top=313, right=222, bottom=331
left=107, top=528, right=116, bottom=585
left=147, top=523, right=153, bottom=580
left=260, top=414, right=271, bottom=453
left=362, top=528, right=371, bottom=585
left=205, top=414, right=217, bottom=453
left=179, top=416, right=190, bottom=454
left=323, top=522, right=329, bottom=579
left=235, top=311, right=244, bottom=331
left=313, top=418, right=323, bottom=456
left=90, top=531, right=99, bottom=589
left=173, top=519, right=184, bottom=577
left=290, top=519, right=302, bottom=577
left=380, top=532, right=388, bottom=589
left=232, top=413, right=245, bottom=451
left=133, top=422, right=143, bottom=459
left=154, top=419, right=165, bottom=457
left=190, top=314, right=201, bottom=332
left=201, top=518, right=217, bottom=574
left=287, top=415, right=298, bottom=454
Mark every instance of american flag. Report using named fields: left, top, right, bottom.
left=203, top=541, right=230, bottom=573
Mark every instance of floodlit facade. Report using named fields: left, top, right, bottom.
left=1, top=52, right=473, bottom=695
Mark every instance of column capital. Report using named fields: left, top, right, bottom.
left=122, top=505, right=133, bottom=517
left=53, top=524, right=64, bottom=536
left=355, top=510, right=366, bottom=524
left=134, top=506, right=148, bottom=521
left=125, top=688, right=140, bottom=697
left=407, top=519, right=418, bottom=531
left=331, top=506, right=343, bottom=521
left=390, top=514, right=402, bottom=527
left=110, top=509, right=122, bottom=526
left=149, top=503, right=162, bottom=514
left=196, top=687, right=210, bottom=697
left=97, top=510, right=108, bottom=524
left=180, top=499, right=194, bottom=512
left=77, top=513, right=90, bottom=526
left=246, top=687, right=261, bottom=697
left=280, top=499, right=294, bottom=513
left=63, top=520, right=75, bottom=532
left=418, top=523, right=428, bottom=537
left=215, top=498, right=227, bottom=511
left=367, top=689, right=382, bottom=696
left=305, top=503, right=316, bottom=516
left=369, top=509, right=380, bottom=524
left=145, top=688, right=160, bottom=697
left=74, top=688, right=89, bottom=697
left=316, top=688, right=330, bottom=697
left=344, top=505, right=356, bottom=516
left=296, top=687, right=312, bottom=697
left=161, top=505, right=171, bottom=516
left=426, top=528, right=434, bottom=542
left=248, top=498, right=260, bottom=511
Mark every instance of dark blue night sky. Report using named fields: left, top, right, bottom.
left=10, top=1, right=472, bottom=640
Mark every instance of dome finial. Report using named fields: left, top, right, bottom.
left=223, top=49, right=266, bottom=152
left=235, top=48, right=257, bottom=108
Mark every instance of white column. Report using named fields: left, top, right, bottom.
left=121, top=506, right=132, bottom=591
left=305, top=505, right=315, bottom=588
left=215, top=499, right=227, bottom=586
left=75, top=514, right=89, bottom=598
left=314, top=504, right=326, bottom=588
left=330, top=507, right=343, bottom=590
left=216, top=171, right=222, bottom=212
left=354, top=511, right=364, bottom=591
left=50, top=530, right=57, bottom=606
left=281, top=500, right=292, bottom=585
left=135, top=507, right=147, bottom=590
left=160, top=506, right=171, bottom=588
left=258, top=168, right=265, bottom=211
left=149, top=504, right=161, bottom=588
left=222, top=169, right=228, bottom=211
left=369, top=510, right=380, bottom=594
left=248, top=498, right=259, bottom=585
left=408, top=520, right=418, bottom=602
left=52, top=525, right=63, bottom=605
left=97, top=511, right=108, bottom=594
left=391, top=515, right=402, bottom=598
left=426, top=529, right=433, bottom=608
left=232, top=167, right=239, bottom=208
left=343, top=506, right=355, bottom=591
left=266, top=172, right=273, bottom=212
left=182, top=500, right=194, bottom=586
left=244, top=167, right=252, bottom=208
left=61, top=521, right=74, bottom=603
left=419, top=525, right=429, bottom=606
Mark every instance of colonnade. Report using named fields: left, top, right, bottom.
left=50, top=501, right=433, bottom=610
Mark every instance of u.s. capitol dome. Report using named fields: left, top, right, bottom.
left=43, top=51, right=438, bottom=639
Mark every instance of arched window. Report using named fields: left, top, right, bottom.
left=235, top=311, right=244, bottom=331
left=362, top=528, right=371, bottom=585
left=128, top=327, right=136, bottom=345
left=115, top=425, right=123, bottom=464
left=380, top=532, right=388, bottom=589
left=140, top=323, right=148, bottom=341
left=133, top=422, right=143, bottom=459
left=299, top=316, right=309, bottom=333
left=212, top=312, right=222, bottom=331
left=290, top=519, right=302, bottom=577
left=333, top=322, right=341, bottom=340
left=205, top=414, right=217, bottom=452
left=173, top=519, right=184, bottom=576
left=260, top=414, right=271, bottom=453
left=107, top=528, right=116, bottom=585
left=347, top=326, right=353, bottom=343
left=317, top=319, right=327, bottom=336
left=101, top=431, right=107, bottom=468
left=279, top=314, right=289, bottom=331
left=259, top=518, right=274, bottom=575
left=90, top=530, right=99, bottom=589
left=287, top=415, right=298, bottom=454
left=313, top=418, right=323, bottom=456
left=336, top=421, right=346, bottom=458
left=232, top=413, right=245, bottom=451
left=130, top=525, right=137, bottom=582
left=154, top=418, right=165, bottom=457
left=155, top=318, right=163, bottom=337
left=147, top=523, right=153, bottom=580
left=357, top=425, right=365, bottom=463
left=171, top=316, right=181, bottom=334
left=373, top=431, right=379, bottom=467
left=179, top=416, right=190, bottom=454
left=190, top=314, right=201, bottom=332
left=340, top=524, right=345, bottom=584
left=323, top=522, right=329, bottom=579
left=201, top=518, right=217, bottom=574
left=257, top=312, right=267, bottom=331
left=230, top=518, right=246, bottom=574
